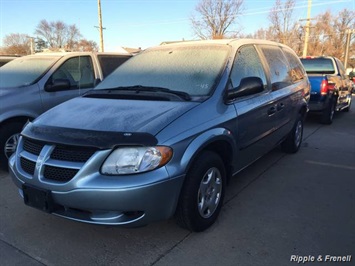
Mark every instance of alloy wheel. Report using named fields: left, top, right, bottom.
left=197, top=167, right=222, bottom=218
left=5, top=133, right=19, bottom=159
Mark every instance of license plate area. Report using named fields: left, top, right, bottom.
left=22, top=184, right=55, bottom=213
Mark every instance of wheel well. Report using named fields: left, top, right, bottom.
left=1, top=116, right=32, bottom=128
left=299, top=105, right=308, bottom=119
left=203, top=140, right=234, bottom=183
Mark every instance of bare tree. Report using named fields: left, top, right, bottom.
left=1, top=33, right=31, bottom=55
left=307, top=9, right=354, bottom=60
left=191, top=0, right=244, bottom=39
left=34, top=19, right=82, bottom=50
left=268, top=0, right=297, bottom=45
left=72, top=39, right=98, bottom=52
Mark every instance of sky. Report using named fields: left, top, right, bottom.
left=0, top=0, right=354, bottom=51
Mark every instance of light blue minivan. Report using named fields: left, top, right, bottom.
left=10, top=39, right=310, bottom=232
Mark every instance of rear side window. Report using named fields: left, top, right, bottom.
left=300, top=58, right=335, bottom=74
left=97, top=55, right=131, bottom=78
left=230, top=45, right=267, bottom=90
left=282, top=48, right=306, bottom=83
left=260, top=45, right=292, bottom=90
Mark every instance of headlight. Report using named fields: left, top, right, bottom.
left=101, top=146, right=173, bottom=175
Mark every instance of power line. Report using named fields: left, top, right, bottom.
left=109, top=0, right=352, bottom=28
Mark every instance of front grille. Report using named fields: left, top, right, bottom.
left=51, top=145, right=97, bottom=162
left=23, top=138, right=45, bottom=156
left=44, top=166, right=79, bottom=182
left=21, top=157, right=36, bottom=175
left=20, top=137, right=99, bottom=183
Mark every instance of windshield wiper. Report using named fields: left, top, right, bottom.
left=97, top=85, right=191, bottom=101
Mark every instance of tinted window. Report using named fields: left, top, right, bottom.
left=230, top=45, right=267, bottom=90
left=98, top=55, right=131, bottom=78
left=300, top=58, right=335, bottom=74
left=282, top=48, right=305, bottom=83
left=260, top=46, right=292, bottom=90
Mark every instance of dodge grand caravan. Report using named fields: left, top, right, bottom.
left=10, top=39, right=310, bottom=232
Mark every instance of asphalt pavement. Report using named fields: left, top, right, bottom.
left=1, top=96, right=354, bottom=266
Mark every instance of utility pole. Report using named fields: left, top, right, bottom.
left=30, top=37, right=35, bottom=54
left=98, top=0, right=104, bottom=52
left=302, top=0, right=312, bottom=57
left=27, top=37, right=35, bottom=54
left=344, top=29, right=355, bottom=69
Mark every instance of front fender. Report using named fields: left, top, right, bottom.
left=178, top=127, right=236, bottom=175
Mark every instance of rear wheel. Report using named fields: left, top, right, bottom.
left=281, top=114, right=303, bottom=153
left=321, top=99, right=335, bottom=124
left=175, top=151, right=226, bottom=232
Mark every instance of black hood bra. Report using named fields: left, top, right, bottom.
left=22, top=122, right=158, bottom=149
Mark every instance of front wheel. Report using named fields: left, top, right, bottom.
left=281, top=114, right=303, bottom=154
left=175, top=151, right=226, bottom=232
left=0, top=122, right=24, bottom=171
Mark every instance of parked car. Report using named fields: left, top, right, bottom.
left=0, top=55, right=19, bottom=67
left=9, top=39, right=310, bottom=232
left=0, top=52, right=132, bottom=170
left=349, top=74, right=355, bottom=93
left=300, top=56, right=352, bottom=124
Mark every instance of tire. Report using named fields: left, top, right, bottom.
left=175, top=151, right=226, bottom=232
left=320, top=99, right=335, bottom=124
left=0, top=122, right=24, bottom=171
left=281, top=114, right=303, bottom=154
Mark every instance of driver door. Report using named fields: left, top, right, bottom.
left=40, top=55, right=95, bottom=111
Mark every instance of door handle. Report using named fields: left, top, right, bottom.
left=268, top=106, right=277, bottom=116
left=277, top=103, right=285, bottom=111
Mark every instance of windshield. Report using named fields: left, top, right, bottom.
left=0, top=56, right=59, bottom=88
left=300, top=58, right=335, bottom=74
left=95, top=45, right=230, bottom=97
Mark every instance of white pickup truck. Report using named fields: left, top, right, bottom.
left=0, top=52, right=132, bottom=170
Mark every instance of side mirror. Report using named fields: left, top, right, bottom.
left=45, top=79, right=71, bottom=92
left=227, top=77, right=264, bottom=100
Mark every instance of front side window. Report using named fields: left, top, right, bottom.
left=230, top=45, right=267, bottom=90
left=95, top=45, right=230, bottom=98
left=49, top=56, right=94, bottom=89
left=260, top=45, right=293, bottom=90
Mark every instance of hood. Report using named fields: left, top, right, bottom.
left=32, top=96, right=198, bottom=137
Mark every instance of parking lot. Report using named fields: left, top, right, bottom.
left=1, top=96, right=354, bottom=266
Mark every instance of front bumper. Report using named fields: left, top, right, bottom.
left=9, top=152, right=184, bottom=227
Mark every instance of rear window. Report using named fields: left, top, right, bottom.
left=300, top=58, right=335, bottom=74
left=97, top=55, right=131, bottom=78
